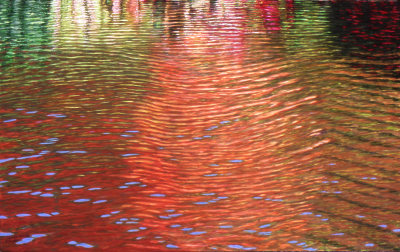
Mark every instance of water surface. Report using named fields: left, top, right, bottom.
left=1, top=0, right=400, bottom=250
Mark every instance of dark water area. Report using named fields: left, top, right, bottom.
left=1, top=0, right=400, bottom=251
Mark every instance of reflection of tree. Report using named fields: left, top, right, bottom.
left=0, top=0, right=53, bottom=74
left=281, top=1, right=334, bottom=58
left=329, top=1, right=400, bottom=77
left=255, top=0, right=281, bottom=33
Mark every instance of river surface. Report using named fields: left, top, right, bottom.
left=1, top=0, right=400, bottom=251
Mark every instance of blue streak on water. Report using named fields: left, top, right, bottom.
left=202, top=193, right=215, bottom=196
left=72, top=185, right=84, bottom=189
left=190, top=231, right=206, bottom=235
left=17, top=155, right=42, bottom=160
left=101, top=214, right=111, bottom=218
left=3, top=119, right=16, bottom=123
left=0, top=232, right=13, bottom=236
left=204, top=174, right=218, bottom=177
left=126, top=182, right=140, bottom=185
left=165, top=209, right=175, bottom=212
left=258, top=232, right=271, bottom=235
left=37, top=213, right=52, bottom=217
left=0, top=215, right=8, bottom=219
left=121, top=154, right=139, bottom=156
left=220, top=226, right=233, bottom=228
left=16, top=237, right=34, bottom=244
left=76, top=243, right=94, bottom=248
left=244, top=230, right=256, bottom=233
left=194, top=202, right=208, bottom=205
left=70, top=150, right=87, bottom=154
left=74, top=199, right=90, bottom=203
left=228, top=245, right=243, bottom=249
left=259, top=224, right=271, bottom=228
left=0, top=158, right=15, bottom=163
left=47, top=114, right=66, bottom=118
left=31, top=234, right=46, bottom=238
left=166, top=244, right=179, bottom=249
left=182, top=228, right=193, bottom=231
left=169, top=214, right=182, bottom=217
left=300, top=212, right=313, bottom=215
left=150, top=194, right=165, bottom=197
left=93, top=200, right=107, bottom=204
left=16, top=165, right=29, bottom=169
left=206, top=126, right=218, bottom=131
left=88, top=188, right=101, bottom=191
left=68, top=241, right=78, bottom=245
left=16, top=214, right=31, bottom=217
left=229, top=160, right=242, bottom=163
left=40, top=193, right=54, bottom=197
left=56, top=151, right=69, bottom=154
left=288, top=241, right=298, bottom=244
left=220, top=121, right=230, bottom=124
left=8, top=190, right=31, bottom=194
left=126, top=130, right=139, bottom=133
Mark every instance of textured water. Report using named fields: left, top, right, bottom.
left=1, top=0, right=400, bottom=250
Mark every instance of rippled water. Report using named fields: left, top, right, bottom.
left=1, top=0, right=400, bottom=250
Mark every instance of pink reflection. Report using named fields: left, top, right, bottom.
left=112, top=0, right=121, bottom=15
left=256, top=0, right=281, bottom=32
left=127, top=0, right=141, bottom=22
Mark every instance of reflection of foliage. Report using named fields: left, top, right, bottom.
left=328, top=1, right=400, bottom=77
left=282, top=1, right=334, bottom=57
left=0, top=0, right=53, bottom=73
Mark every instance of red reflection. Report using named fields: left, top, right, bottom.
left=335, top=1, right=400, bottom=76
left=256, top=0, right=281, bottom=32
